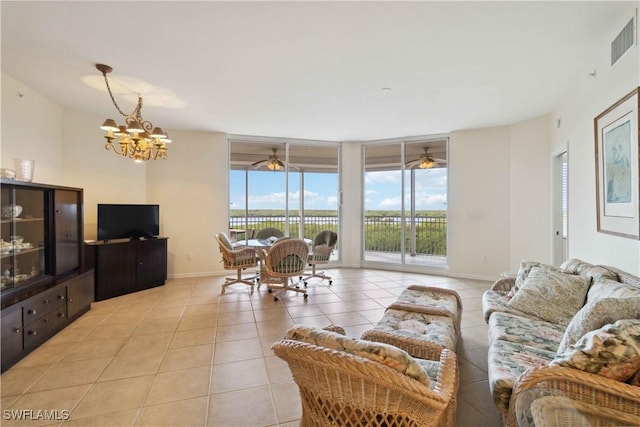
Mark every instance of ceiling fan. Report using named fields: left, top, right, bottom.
left=251, top=148, right=286, bottom=171
left=405, top=147, right=447, bottom=169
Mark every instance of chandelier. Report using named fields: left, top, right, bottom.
left=96, top=64, right=171, bottom=162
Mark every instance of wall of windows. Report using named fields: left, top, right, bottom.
left=363, top=139, right=448, bottom=267
left=228, top=139, right=340, bottom=258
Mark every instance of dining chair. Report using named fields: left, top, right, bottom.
left=215, top=232, right=259, bottom=293
left=259, top=238, right=309, bottom=301
left=302, top=230, right=337, bottom=286
left=255, top=227, right=284, bottom=240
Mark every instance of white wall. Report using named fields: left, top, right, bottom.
left=447, top=126, right=511, bottom=278
left=509, top=114, right=552, bottom=267
left=552, top=5, right=640, bottom=275
left=339, top=142, right=363, bottom=268
left=146, top=130, right=229, bottom=278
left=60, top=108, right=147, bottom=240
left=1, top=73, right=63, bottom=184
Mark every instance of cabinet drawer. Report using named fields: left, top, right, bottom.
left=1, top=307, right=24, bottom=363
left=23, top=308, right=67, bottom=348
left=23, top=286, right=66, bottom=323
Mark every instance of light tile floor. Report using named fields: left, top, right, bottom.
left=1, top=268, right=502, bottom=426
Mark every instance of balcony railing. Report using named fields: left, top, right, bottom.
left=229, top=214, right=447, bottom=257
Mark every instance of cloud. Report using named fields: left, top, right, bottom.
left=378, top=197, right=402, bottom=209
left=365, top=170, right=401, bottom=185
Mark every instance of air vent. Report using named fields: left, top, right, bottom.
left=611, top=16, right=635, bottom=66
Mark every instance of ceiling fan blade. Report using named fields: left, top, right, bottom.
left=433, top=157, right=447, bottom=163
left=251, top=159, right=268, bottom=167
left=404, top=159, right=421, bottom=167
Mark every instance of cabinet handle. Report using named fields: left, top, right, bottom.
left=12, top=327, right=23, bottom=333
left=44, top=299, right=50, bottom=304
left=28, top=309, right=37, bottom=315
left=28, top=330, right=37, bottom=336
left=68, top=297, right=73, bottom=302
left=43, top=318, right=50, bottom=323
left=56, top=209, right=62, bottom=214
left=58, top=295, right=66, bottom=300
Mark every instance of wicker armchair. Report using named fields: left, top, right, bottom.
left=302, top=230, right=337, bottom=286
left=271, top=327, right=459, bottom=427
left=255, top=227, right=284, bottom=240
left=259, top=238, right=309, bottom=301
left=215, top=233, right=258, bottom=294
left=507, top=365, right=640, bottom=427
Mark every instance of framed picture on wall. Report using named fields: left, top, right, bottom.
left=594, top=87, right=640, bottom=239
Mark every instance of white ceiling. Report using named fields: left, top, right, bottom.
left=1, top=1, right=631, bottom=141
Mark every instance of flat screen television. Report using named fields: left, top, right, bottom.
left=97, top=204, right=160, bottom=241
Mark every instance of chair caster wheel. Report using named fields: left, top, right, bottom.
left=303, top=281, right=308, bottom=287
left=303, top=294, right=308, bottom=300
left=268, top=289, right=272, bottom=293
left=329, top=280, right=333, bottom=285
left=274, top=297, right=279, bottom=302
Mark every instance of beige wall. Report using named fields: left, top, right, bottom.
left=1, top=74, right=63, bottom=183
left=551, top=4, right=639, bottom=275
left=147, top=130, right=229, bottom=277
left=447, top=126, right=511, bottom=278
left=509, top=114, right=552, bottom=268
left=61, top=108, right=148, bottom=239
left=339, top=142, right=364, bottom=268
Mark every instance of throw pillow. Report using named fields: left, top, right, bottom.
left=217, top=233, right=233, bottom=250
left=587, top=278, right=640, bottom=302
left=508, top=260, right=562, bottom=298
left=580, top=265, right=618, bottom=282
left=551, top=319, right=640, bottom=382
left=507, top=266, right=590, bottom=326
left=284, top=324, right=431, bottom=386
left=559, top=258, right=592, bottom=275
left=557, top=296, right=640, bottom=353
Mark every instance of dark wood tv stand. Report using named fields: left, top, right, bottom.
left=85, top=237, right=167, bottom=301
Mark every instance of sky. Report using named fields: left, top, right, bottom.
left=230, top=168, right=447, bottom=211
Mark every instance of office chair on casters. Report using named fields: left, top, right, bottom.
left=215, top=233, right=259, bottom=294
left=255, top=227, right=284, bottom=240
left=302, top=230, right=337, bottom=286
left=259, top=238, right=310, bottom=302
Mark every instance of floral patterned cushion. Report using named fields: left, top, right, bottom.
left=395, top=286, right=459, bottom=318
left=488, top=312, right=565, bottom=352
left=508, top=260, right=562, bottom=298
left=482, top=290, right=532, bottom=323
left=374, top=308, right=457, bottom=351
left=284, top=325, right=431, bottom=386
left=488, top=340, right=557, bottom=412
left=507, top=267, right=590, bottom=326
left=552, top=319, right=640, bottom=382
left=415, top=358, right=440, bottom=391
left=559, top=258, right=594, bottom=275
left=557, top=296, right=640, bottom=353
left=587, top=278, right=640, bottom=302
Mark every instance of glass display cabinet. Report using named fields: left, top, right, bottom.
left=0, top=179, right=93, bottom=372
left=1, top=185, right=47, bottom=293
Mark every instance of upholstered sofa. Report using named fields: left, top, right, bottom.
left=482, top=258, right=640, bottom=427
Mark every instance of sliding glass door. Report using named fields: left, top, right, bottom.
left=363, top=139, right=448, bottom=266
left=229, top=139, right=340, bottom=259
